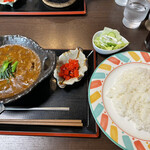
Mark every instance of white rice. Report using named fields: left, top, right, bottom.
left=108, top=67, right=150, bottom=132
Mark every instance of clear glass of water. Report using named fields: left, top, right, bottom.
left=145, top=31, right=150, bottom=50
left=115, top=0, right=128, bottom=6
left=122, top=0, right=150, bottom=29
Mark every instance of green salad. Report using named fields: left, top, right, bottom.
left=94, top=27, right=129, bottom=50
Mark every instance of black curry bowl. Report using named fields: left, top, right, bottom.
left=0, top=35, right=56, bottom=104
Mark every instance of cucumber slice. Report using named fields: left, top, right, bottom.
left=107, top=32, right=116, bottom=38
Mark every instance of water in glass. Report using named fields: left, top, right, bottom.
left=123, top=0, right=149, bottom=28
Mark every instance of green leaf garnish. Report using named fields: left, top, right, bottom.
left=1, top=60, right=12, bottom=73
left=0, top=59, right=18, bottom=80
left=12, top=61, right=18, bottom=73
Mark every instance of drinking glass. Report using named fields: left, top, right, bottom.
left=145, top=31, right=150, bottom=50
left=145, top=13, right=150, bottom=31
left=122, top=0, right=149, bottom=29
left=115, top=0, right=128, bottom=6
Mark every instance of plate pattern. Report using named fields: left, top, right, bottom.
left=88, top=51, right=150, bottom=150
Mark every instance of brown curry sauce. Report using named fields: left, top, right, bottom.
left=0, top=45, right=41, bottom=99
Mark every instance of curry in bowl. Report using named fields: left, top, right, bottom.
left=0, top=45, right=41, bottom=99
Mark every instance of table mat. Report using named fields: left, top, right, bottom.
left=0, top=0, right=86, bottom=15
left=0, top=49, right=99, bottom=138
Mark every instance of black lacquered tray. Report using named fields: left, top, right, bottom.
left=0, top=0, right=86, bottom=15
left=0, top=49, right=99, bottom=138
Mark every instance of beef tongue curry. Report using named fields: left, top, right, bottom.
left=0, top=45, right=41, bottom=99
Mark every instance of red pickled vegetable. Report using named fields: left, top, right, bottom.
left=59, top=59, right=79, bottom=80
